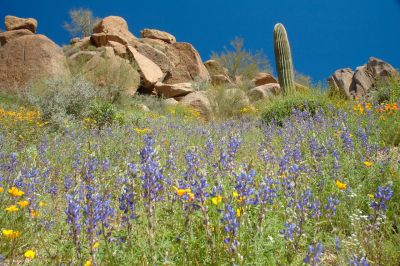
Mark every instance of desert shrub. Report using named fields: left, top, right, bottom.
left=211, top=37, right=271, bottom=81
left=376, top=103, right=400, bottom=146
left=370, top=78, right=400, bottom=103
left=23, top=76, right=97, bottom=127
left=261, top=92, right=328, bottom=125
left=80, top=55, right=140, bottom=104
left=64, top=8, right=100, bottom=38
left=63, top=45, right=81, bottom=58
left=131, top=94, right=166, bottom=114
left=165, top=104, right=201, bottom=120
left=208, top=84, right=252, bottom=119
left=86, top=101, right=124, bottom=129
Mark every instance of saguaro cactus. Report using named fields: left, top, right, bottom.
left=273, top=23, right=295, bottom=95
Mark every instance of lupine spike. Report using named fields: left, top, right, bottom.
left=274, top=23, right=295, bottom=95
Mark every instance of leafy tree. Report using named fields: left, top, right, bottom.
left=64, top=8, right=100, bottom=38
left=211, top=37, right=271, bottom=81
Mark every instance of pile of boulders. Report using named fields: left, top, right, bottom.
left=328, top=57, right=398, bottom=99
left=0, top=15, right=283, bottom=118
left=0, top=16, right=69, bottom=91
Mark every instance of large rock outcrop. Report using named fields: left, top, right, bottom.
left=179, top=91, right=212, bottom=119
left=140, top=29, right=176, bottom=44
left=163, top=42, right=210, bottom=84
left=0, top=29, right=33, bottom=46
left=248, top=83, right=281, bottom=102
left=5, top=15, right=37, bottom=33
left=0, top=34, right=69, bottom=90
left=92, top=16, right=137, bottom=46
left=204, top=60, right=232, bottom=85
left=328, top=57, right=398, bottom=99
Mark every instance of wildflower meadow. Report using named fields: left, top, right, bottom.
left=0, top=97, right=399, bottom=265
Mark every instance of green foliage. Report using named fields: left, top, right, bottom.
left=370, top=78, right=400, bottom=103
left=22, top=76, right=97, bottom=127
left=273, top=23, right=295, bottom=95
left=64, top=8, right=100, bottom=38
left=208, top=84, right=252, bottom=119
left=378, top=111, right=400, bottom=147
left=261, top=92, right=328, bottom=125
left=211, top=37, right=271, bottom=81
left=87, top=101, right=122, bottom=128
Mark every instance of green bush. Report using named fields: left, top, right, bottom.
left=370, top=78, right=400, bottom=103
left=261, top=92, right=328, bottom=125
left=378, top=110, right=400, bottom=147
left=87, top=101, right=121, bottom=129
left=23, top=76, right=97, bottom=127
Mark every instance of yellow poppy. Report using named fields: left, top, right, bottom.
left=236, top=208, right=243, bottom=217
left=211, top=196, right=223, bottom=205
left=24, top=250, right=35, bottom=259
left=335, top=180, right=347, bottom=190
left=84, top=260, right=92, bottom=266
left=2, top=229, right=21, bottom=239
left=8, top=187, right=25, bottom=197
left=364, top=161, right=373, bottom=167
left=17, top=200, right=29, bottom=208
left=0, top=187, right=3, bottom=193
left=5, top=205, right=19, bottom=212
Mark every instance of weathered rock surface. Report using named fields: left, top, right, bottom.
left=0, top=29, right=33, bottom=46
left=353, top=66, right=374, bottom=97
left=127, top=46, right=164, bottom=88
left=164, top=98, right=179, bottom=105
left=133, top=43, right=173, bottom=74
left=252, top=72, right=278, bottom=86
left=204, top=60, right=231, bottom=85
left=92, top=16, right=136, bottom=46
left=140, top=29, right=176, bottom=44
left=82, top=49, right=140, bottom=96
left=154, top=82, right=193, bottom=98
left=328, top=57, right=398, bottom=99
left=0, top=34, right=69, bottom=90
left=248, top=83, right=281, bottom=102
left=366, top=57, right=398, bottom=79
left=5, top=15, right=37, bottom=33
left=179, top=91, right=212, bottom=119
left=328, top=68, right=355, bottom=99
left=163, top=42, right=210, bottom=84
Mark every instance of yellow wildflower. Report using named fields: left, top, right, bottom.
left=2, top=229, right=21, bottom=240
left=8, top=187, right=25, bottom=197
left=335, top=180, right=347, bottom=190
left=368, top=194, right=374, bottom=199
left=24, top=250, right=35, bottom=259
left=0, top=187, right=3, bottom=193
left=232, top=191, right=239, bottom=198
left=5, top=205, right=19, bottom=212
left=84, top=260, right=92, bottom=266
left=30, top=209, right=39, bottom=218
left=363, top=161, right=373, bottom=167
left=187, top=192, right=195, bottom=202
left=134, top=128, right=151, bottom=135
left=93, top=242, right=100, bottom=249
left=236, top=208, right=243, bottom=217
left=39, top=201, right=46, bottom=207
left=211, top=196, right=223, bottom=205
left=176, top=187, right=191, bottom=197
left=17, top=200, right=29, bottom=208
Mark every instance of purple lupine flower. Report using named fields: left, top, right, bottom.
left=371, top=185, right=393, bottom=212
left=335, top=237, right=341, bottom=251
left=139, top=135, right=164, bottom=202
left=349, top=255, right=369, bottom=266
left=280, top=222, right=300, bottom=241
left=119, top=187, right=136, bottom=221
left=222, top=204, right=240, bottom=253
left=258, top=176, right=280, bottom=206
left=340, top=129, right=354, bottom=153
left=324, top=196, right=340, bottom=218
left=234, top=168, right=256, bottom=204
left=303, top=243, right=324, bottom=265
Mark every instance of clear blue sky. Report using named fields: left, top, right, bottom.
left=1, top=0, right=399, bottom=83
